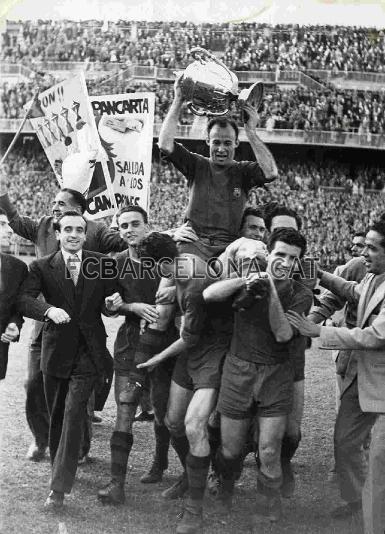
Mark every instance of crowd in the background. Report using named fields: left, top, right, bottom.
left=2, top=21, right=385, bottom=73
left=3, top=76, right=385, bottom=135
left=2, top=145, right=385, bottom=270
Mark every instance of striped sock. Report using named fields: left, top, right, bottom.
left=186, top=453, right=210, bottom=502
left=110, top=431, right=133, bottom=484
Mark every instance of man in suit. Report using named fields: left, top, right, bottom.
left=0, top=176, right=125, bottom=460
left=287, top=220, right=385, bottom=534
left=0, top=209, right=28, bottom=380
left=18, top=210, right=122, bottom=509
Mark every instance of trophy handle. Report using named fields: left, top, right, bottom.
left=187, top=102, right=208, bottom=116
left=187, top=102, right=229, bottom=117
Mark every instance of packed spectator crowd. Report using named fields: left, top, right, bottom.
left=3, top=20, right=385, bottom=73
left=2, top=144, right=385, bottom=270
left=3, top=74, right=385, bottom=136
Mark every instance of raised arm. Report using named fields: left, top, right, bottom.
left=158, top=75, right=184, bottom=154
left=0, top=176, right=39, bottom=243
left=318, top=269, right=363, bottom=304
left=243, top=105, right=278, bottom=182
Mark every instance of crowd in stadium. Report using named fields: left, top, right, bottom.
left=3, top=18, right=385, bottom=534
left=2, top=21, right=385, bottom=72
left=2, top=145, right=385, bottom=271
left=3, top=77, right=385, bottom=136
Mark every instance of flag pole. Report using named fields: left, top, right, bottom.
left=0, top=92, right=39, bottom=167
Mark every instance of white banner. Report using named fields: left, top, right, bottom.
left=28, top=72, right=102, bottom=196
left=86, top=92, right=155, bottom=219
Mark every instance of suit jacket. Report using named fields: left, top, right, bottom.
left=309, top=257, right=366, bottom=371
left=0, top=193, right=125, bottom=341
left=319, top=270, right=385, bottom=412
left=0, top=193, right=125, bottom=258
left=0, top=253, right=28, bottom=379
left=18, top=249, right=119, bottom=379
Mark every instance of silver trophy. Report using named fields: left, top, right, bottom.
left=180, top=47, right=264, bottom=117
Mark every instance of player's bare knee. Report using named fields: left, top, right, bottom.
left=185, top=416, right=206, bottom=445
left=259, top=441, right=280, bottom=465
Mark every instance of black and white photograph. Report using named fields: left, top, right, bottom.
left=1, top=1, right=385, bottom=533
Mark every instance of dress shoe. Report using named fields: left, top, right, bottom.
left=134, top=411, right=154, bottom=422
left=254, top=492, right=282, bottom=522
left=44, top=490, right=64, bottom=510
left=281, top=459, right=295, bottom=498
left=92, top=414, right=102, bottom=424
left=161, top=471, right=188, bottom=500
left=140, top=464, right=164, bottom=483
left=331, top=501, right=361, bottom=519
left=26, top=442, right=46, bottom=462
left=176, top=498, right=203, bottom=534
left=98, top=480, right=125, bottom=504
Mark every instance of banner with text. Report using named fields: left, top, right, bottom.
left=28, top=72, right=102, bottom=196
left=86, top=92, right=155, bottom=219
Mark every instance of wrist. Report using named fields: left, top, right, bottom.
left=172, top=97, right=183, bottom=109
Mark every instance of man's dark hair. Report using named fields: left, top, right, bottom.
left=267, top=228, right=307, bottom=258
left=369, top=220, right=385, bottom=249
left=353, top=231, right=366, bottom=239
left=61, top=188, right=87, bottom=214
left=139, top=232, right=178, bottom=262
left=240, top=207, right=265, bottom=230
left=116, top=205, right=148, bottom=224
left=207, top=117, right=239, bottom=141
left=53, top=210, right=88, bottom=233
left=264, top=203, right=302, bottom=232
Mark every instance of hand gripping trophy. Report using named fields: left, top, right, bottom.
left=178, top=47, right=264, bottom=119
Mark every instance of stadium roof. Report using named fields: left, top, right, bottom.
left=1, top=0, right=385, bottom=28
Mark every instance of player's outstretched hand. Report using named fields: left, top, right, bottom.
left=156, top=286, right=176, bottom=304
left=286, top=311, right=321, bottom=337
left=137, top=353, right=166, bottom=371
left=173, top=223, right=199, bottom=243
left=131, top=303, right=159, bottom=323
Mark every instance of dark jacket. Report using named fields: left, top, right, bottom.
left=18, top=249, right=119, bottom=378
left=0, top=253, right=28, bottom=379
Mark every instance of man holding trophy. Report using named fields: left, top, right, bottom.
left=159, top=48, right=278, bottom=260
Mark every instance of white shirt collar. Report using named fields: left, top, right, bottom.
left=61, top=249, right=83, bottom=265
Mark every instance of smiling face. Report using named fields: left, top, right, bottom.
left=52, top=191, right=81, bottom=222
left=363, top=230, right=385, bottom=275
left=55, top=215, right=86, bottom=254
left=118, top=211, right=147, bottom=247
left=241, top=215, right=266, bottom=241
left=267, top=240, right=302, bottom=280
left=206, top=124, right=239, bottom=167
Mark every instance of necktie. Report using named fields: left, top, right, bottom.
left=67, top=253, right=80, bottom=286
